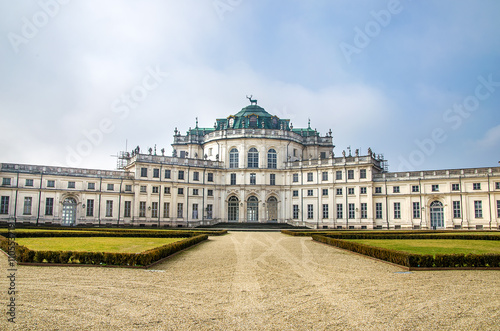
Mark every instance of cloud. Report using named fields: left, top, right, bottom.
left=477, top=124, right=500, bottom=149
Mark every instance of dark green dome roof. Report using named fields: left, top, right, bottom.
left=234, top=105, right=273, bottom=118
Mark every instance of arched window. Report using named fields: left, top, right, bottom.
left=430, top=201, right=444, bottom=229
left=229, top=148, right=239, bottom=168
left=267, top=149, right=277, bottom=169
left=248, top=148, right=259, bottom=168
left=247, top=196, right=259, bottom=222
left=62, top=197, right=77, bottom=226
left=228, top=196, right=239, bottom=222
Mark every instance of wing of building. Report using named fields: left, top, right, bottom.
left=1, top=101, right=500, bottom=229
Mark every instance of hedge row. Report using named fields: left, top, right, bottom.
left=312, top=235, right=500, bottom=268
left=0, top=230, right=226, bottom=238
left=281, top=230, right=454, bottom=237
left=321, top=233, right=499, bottom=240
left=0, top=234, right=208, bottom=267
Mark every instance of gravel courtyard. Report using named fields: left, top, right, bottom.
left=1, top=232, right=499, bottom=330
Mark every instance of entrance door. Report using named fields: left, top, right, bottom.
left=62, top=197, right=77, bottom=226
left=247, top=196, right=259, bottom=222
left=228, top=196, right=239, bottom=222
left=267, top=196, right=278, bottom=222
left=430, top=201, right=444, bottom=229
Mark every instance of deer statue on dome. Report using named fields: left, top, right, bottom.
left=246, top=95, right=257, bottom=105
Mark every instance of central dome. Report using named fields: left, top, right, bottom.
left=234, top=104, right=272, bottom=118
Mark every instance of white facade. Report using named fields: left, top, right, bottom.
left=1, top=103, right=500, bottom=229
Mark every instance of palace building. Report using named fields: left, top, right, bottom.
left=1, top=100, right=500, bottom=229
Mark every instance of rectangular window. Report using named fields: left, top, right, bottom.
left=376, top=203, right=383, bottom=219
left=207, top=173, right=214, bottom=182
left=360, top=169, right=367, bottom=179
left=125, top=185, right=132, bottom=192
left=452, top=183, right=460, bottom=191
left=163, top=202, right=170, bottom=218
left=250, top=173, right=256, bottom=185
left=230, top=173, right=237, bottom=185
left=178, top=170, right=185, bottom=180
left=0, top=196, right=9, bottom=214
left=320, top=152, right=326, bottom=159
left=307, top=189, right=313, bottom=196
left=2, top=178, right=11, bottom=186
left=393, top=186, right=400, bottom=193
left=348, top=188, right=354, bottom=195
left=153, top=168, right=160, bottom=178
left=453, top=201, right=461, bottom=218
left=497, top=200, right=500, bottom=218
left=193, top=172, right=199, bottom=181
left=307, top=204, right=313, bottom=219
left=270, top=174, right=276, bottom=186
left=208, top=189, right=213, bottom=196
left=140, top=185, right=147, bottom=193
left=107, top=183, right=114, bottom=191
left=293, top=174, right=299, bottom=183
left=394, top=202, right=401, bottom=219
left=322, top=172, right=328, bottom=181
left=293, top=205, right=299, bottom=219
left=496, top=182, right=500, bottom=190
left=322, top=204, right=329, bottom=219
left=141, top=168, right=148, bottom=177
left=413, top=201, right=420, bottom=219
left=192, top=203, right=199, bottom=219
left=360, top=187, right=367, bottom=194
left=25, top=179, right=33, bottom=186
left=473, top=183, right=481, bottom=190
left=23, top=197, right=32, bottom=215
left=45, top=197, right=54, bottom=215
left=152, top=186, right=159, bottom=194
left=336, top=188, right=343, bottom=195
left=178, top=188, right=184, bottom=195
left=412, top=185, right=419, bottom=193
left=180, top=151, right=187, bottom=158
left=88, top=182, right=95, bottom=190
left=348, top=170, right=354, bottom=180
left=336, top=204, right=343, bottom=219
left=86, top=199, right=94, bottom=217
left=164, top=187, right=171, bottom=194
left=360, top=203, right=367, bottom=219
left=348, top=203, right=355, bottom=219
left=124, top=201, right=131, bottom=218
left=105, top=200, right=113, bottom=217
left=207, top=204, right=213, bottom=219
left=139, top=201, right=146, bottom=217
left=432, top=184, right=439, bottom=192
left=47, top=180, right=55, bottom=188
left=322, top=189, right=328, bottom=196
left=292, top=190, right=298, bottom=197
left=177, top=203, right=183, bottom=218
left=336, top=171, right=342, bottom=180
left=474, top=200, right=482, bottom=218
left=307, top=173, right=313, bottom=182
left=375, top=187, right=382, bottom=194
left=68, top=181, right=75, bottom=189
left=193, top=189, right=199, bottom=195
left=165, top=169, right=171, bottom=179
left=151, top=202, right=158, bottom=218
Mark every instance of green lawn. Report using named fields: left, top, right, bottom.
left=16, top=237, right=184, bottom=253
left=346, top=239, right=500, bottom=256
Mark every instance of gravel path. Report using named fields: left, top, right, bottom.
left=1, top=232, right=499, bottom=330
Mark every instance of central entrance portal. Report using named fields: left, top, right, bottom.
left=267, top=196, right=278, bottom=222
left=228, top=196, right=239, bottom=222
left=247, top=196, right=259, bottom=222
left=62, top=197, right=76, bottom=226
left=430, top=201, right=444, bottom=229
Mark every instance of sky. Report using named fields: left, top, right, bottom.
left=0, top=0, right=499, bottom=172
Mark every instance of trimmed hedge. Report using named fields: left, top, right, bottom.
left=0, top=234, right=208, bottom=267
left=312, top=235, right=500, bottom=268
left=283, top=230, right=500, bottom=240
